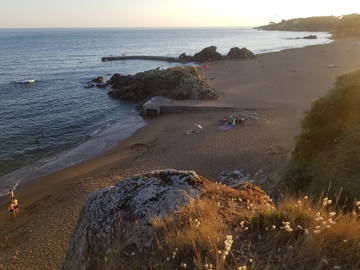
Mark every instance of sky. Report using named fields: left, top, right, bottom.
left=1, top=0, right=360, bottom=28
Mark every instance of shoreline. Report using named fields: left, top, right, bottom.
left=0, top=34, right=333, bottom=197
left=1, top=37, right=360, bottom=269
left=0, top=113, right=146, bottom=197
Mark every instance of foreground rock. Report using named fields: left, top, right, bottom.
left=108, top=66, right=218, bottom=102
left=63, top=169, right=270, bottom=270
left=226, top=47, right=255, bottom=59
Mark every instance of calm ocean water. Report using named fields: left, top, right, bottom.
left=0, top=27, right=331, bottom=194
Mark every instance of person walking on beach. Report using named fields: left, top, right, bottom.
left=8, top=198, right=19, bottom=218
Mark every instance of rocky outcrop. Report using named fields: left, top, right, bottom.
left=226, top=47, right=255, bottom=59
left=191, top=46, right=223, bottom=62
left=63, top=169, right=270, bottom=270
left=102, top=46, right=255, bottom=64
left=63, top=170, right=205, bottom=270
left=178, top=52, right=192, bottom=62
left=107, top=66, right=218, bottom=102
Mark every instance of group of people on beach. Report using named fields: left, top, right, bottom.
left=8, top=189, right=19, bottom=218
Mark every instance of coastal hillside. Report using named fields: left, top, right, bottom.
left=281, top=69, right=360, bottom=204
left=256, top=16, right=338, bottom=32
left=257, top=14, right=360, bottom=37
left=335, top=14, right=360, bottom=37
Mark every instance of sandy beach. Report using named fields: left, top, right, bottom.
left=1, top=38, right=360, bottom=269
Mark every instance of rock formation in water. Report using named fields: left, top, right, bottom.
left=107, top=66, right=218, bottom=102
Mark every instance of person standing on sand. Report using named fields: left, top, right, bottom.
left=8, top=189, right=14, bottom=202
left=8, top=198, right=19, bottom=218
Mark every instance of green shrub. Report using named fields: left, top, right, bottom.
left=281, top=70, right=360, bottom=202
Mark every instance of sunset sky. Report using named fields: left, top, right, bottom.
left=1, top=0, right=360, bottom=28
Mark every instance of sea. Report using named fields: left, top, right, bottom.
left=0, top=27, right=332, bottom=195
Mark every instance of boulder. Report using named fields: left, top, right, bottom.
left=92, top=76, right=104, bottom=83
left=107, top=66, right=218, bottom=102
left=226, top=47, right=255, bottom=59
left=178, top=52, right=192, bottom=62
left=303, top=35, right=317, bottom=39
left=191, top=46, right=223, bottom=62
left=63, top=169, right=271, bottom=270
left=218, top=169, right=255, bottom=187
left=63, top=170, right=206, bottom=270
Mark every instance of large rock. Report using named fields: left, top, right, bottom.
left=191, top=46, right=223, bottom=62
left=226, top=47, right=255, bottom=59
left=63, top=170, right=206, bottom=270
left=63, top=169, right=270, bottom=270
left=107, top=66, right=218, bottom=102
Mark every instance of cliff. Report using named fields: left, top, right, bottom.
left=256, top=16, right=338, bottom=32
left=257, top=14, right=360, bottom=38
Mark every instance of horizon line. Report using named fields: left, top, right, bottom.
left=0, top=25, right=258, bottom=30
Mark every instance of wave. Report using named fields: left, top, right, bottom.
left=12, top=79, right=38, bottom=84
left=0, top=115, right=146, bottom=197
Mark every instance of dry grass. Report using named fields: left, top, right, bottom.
left=145, top=190, right=360, bottom=270
left=249, top=196, right=360, bottom=269
left=104, top=180, right=360, bottom=269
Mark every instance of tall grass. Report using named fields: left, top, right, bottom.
left=148, top=194, right=360, bottom=270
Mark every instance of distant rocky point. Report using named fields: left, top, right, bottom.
left=256, top=16, right=338, bottom=32
left=256, top=13, right=360, bottom=38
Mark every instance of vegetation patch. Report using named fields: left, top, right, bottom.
left=281, top=69, right=360, bottom=203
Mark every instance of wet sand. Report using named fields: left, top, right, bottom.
left=1, top=38, right=360, bottom=269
